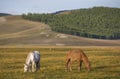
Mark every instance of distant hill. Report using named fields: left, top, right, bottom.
left=0, top=13, right=11, bottom=17
left=0, top=15, right=120, bottom=46
left=22, top=7, right=120, bottom=39
left=53, top=10, right=71, bottom=14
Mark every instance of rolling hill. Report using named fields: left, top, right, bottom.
left=0, top=15, right=120, bottom=46
left=23, top=7, right=120, bottom=39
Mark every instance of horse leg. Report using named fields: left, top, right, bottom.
left=32, top=62, right=34, bottom=72
left=69, top=60, right=73, bottom=71
left=78, top=60, right=80, bottom=71
left=29, top=64, right=32, bottom=72
left=37, top=61, right=40, bottom=70
left=78, top=60, right=83, bottom=71
left=34, top=62, right=37, bottom=71
left=66, top=58, right=70, bottom=72
left=32, top=61, right=36, bottom=72
left=36, top=62, right=40, bottom=71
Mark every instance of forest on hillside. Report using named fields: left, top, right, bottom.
left=22, top=7, right=120, bottom=39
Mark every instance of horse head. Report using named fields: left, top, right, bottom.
left=24, top=64, right=29, bottom=72
left=87, top=62, right=91, bottom=72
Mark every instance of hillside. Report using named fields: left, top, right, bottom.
left=23, top=7, right=120, bottom=39
left=0, top=15, right=120, bottom=46
left=0, top=13, right=11, bottom=17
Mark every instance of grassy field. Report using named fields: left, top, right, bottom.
left=0, top=46, right=120, bottom=79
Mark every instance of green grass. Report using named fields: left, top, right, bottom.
left=0, top=46, right=120, bottom=79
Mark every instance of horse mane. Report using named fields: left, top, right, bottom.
left=79, top=49, right=89, bottom=62
left=79, top=49, right=90, bottom=71
left=26, top=52, right=32, bottom=64
left=79, top=50, right=89, bottom=61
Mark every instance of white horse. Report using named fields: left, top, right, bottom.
left=24, top=51, right=40, bottom=72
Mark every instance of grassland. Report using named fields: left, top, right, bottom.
left=0, top=46, right=120, bottom=79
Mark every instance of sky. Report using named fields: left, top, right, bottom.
left=0, top=0, right=120, bottom=15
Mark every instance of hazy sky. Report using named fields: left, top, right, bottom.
left=0, top=0, right=120, bottom=14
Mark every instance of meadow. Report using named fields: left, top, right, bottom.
left=0, top=46, right=120, bottom=79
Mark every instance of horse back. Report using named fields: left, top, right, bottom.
left=26, top=51, right=40, bottom=63
left=33, top=51, right=40, bottom=62
left=66, top=50, right=82, bottom=61
left=66, top=49, right=89, bottom=61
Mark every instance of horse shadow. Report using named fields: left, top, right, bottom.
left=93, top=65, right=120, bottom=71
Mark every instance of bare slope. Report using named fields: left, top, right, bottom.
left=0, top=15, right=119, bottom=46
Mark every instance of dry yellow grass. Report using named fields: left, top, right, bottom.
left=0, top=46, right=120, bottom=79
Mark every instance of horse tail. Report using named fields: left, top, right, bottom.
left=66, top=58, right=70, bottom=65
left=66, top=50, right=70, bottom=63
left=66, top=57, right=71, bottom=71
left=66, top=50, right=72, bottom=69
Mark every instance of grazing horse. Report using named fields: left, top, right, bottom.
left=24, top=51, right=40, bottom=72
left=66, top=49, right=91, bottom=72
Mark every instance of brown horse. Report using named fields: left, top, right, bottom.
left=66, top=49, right=91, bottom=72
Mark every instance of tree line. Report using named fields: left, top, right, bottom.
left=22, top=7, right=120, bottom=39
